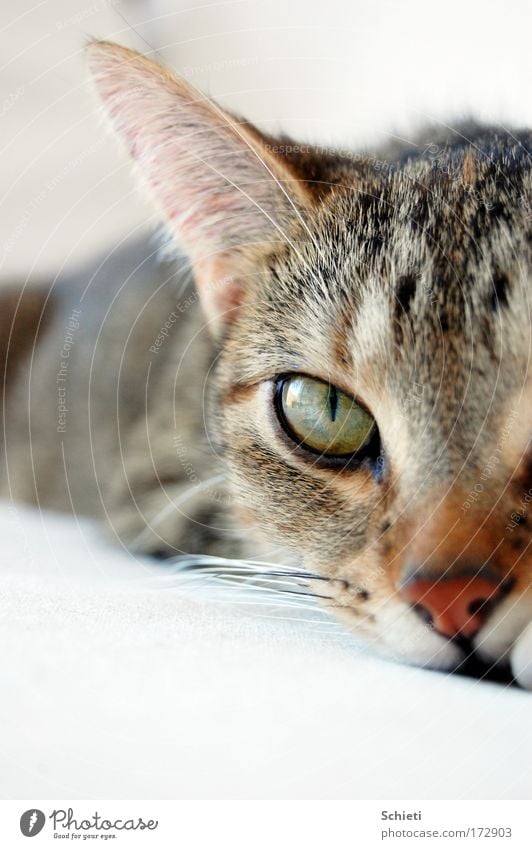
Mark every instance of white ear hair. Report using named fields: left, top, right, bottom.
left=86, top=41, right=309, bottom=330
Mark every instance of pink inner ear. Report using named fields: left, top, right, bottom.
left=195, top=259, right=245, bottom=328
left=89, top=42, right=307, bottom=331
left=121, top=122, right=249, bottom=249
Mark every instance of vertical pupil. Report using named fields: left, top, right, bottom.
left=327, top=385, right=338, bottom=422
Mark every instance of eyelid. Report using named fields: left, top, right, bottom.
left=273, top=371, right=375, bottom=421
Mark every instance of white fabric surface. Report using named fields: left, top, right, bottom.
left=0, top=502, right=530, bottom=799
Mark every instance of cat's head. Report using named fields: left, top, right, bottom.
left=88, top=42, right=532, bottom=674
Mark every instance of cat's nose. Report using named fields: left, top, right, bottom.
left=399, top=569, right=504, bottom=639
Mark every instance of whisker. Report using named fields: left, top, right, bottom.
left=211, top=578, right=332, bottom=601
left=186, top=594, right=326, bottom=613
left=165, top=553, right=328, bottom=582
left=155, top=576, right=328, bottom=612
left=194, top=570, right=318, bottom=589
left=144, top=550, right=343, bottom=628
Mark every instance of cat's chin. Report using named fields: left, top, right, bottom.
left=374, top=630, right=521, bottom=684
left=332, top=599, right=464, bottom=671
left=473, top=592, right=532, bottom=667
left=510, top=623, right=532, bottom=689
left=332, top=598, right=532, bottom=686
left=377, top=602, right=532, bottom=688
left=469, top=593, right=532, bottom=689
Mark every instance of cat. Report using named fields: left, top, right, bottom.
left=1, top=41, right=531, bottom=687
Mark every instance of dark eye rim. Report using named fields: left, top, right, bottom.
left=273, top=373, right=384, bottom=473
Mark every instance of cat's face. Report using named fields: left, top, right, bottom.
left=89, top=42, right=532, bottom=674
left=215, top=180, right=532, bottom=670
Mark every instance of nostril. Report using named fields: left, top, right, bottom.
left=467, top=597, right=490, bottom=617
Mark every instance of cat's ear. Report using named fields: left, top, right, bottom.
left=86, top=41, right=310, bottom=332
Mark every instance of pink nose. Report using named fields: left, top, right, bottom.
left=400, top=574, right=502, bottom=638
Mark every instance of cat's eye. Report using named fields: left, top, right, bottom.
left=275, top=374, right=378, bottom=460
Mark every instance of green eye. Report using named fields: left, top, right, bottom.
left=276, top=374, right=377, bottom=458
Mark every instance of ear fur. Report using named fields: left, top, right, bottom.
left=86, top=41, right=310, bottom=330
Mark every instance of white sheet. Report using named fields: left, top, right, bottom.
left=1, top=503, right=530, bottom=799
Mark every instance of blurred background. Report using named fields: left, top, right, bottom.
left=2, top=0, right=532, bottom=279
